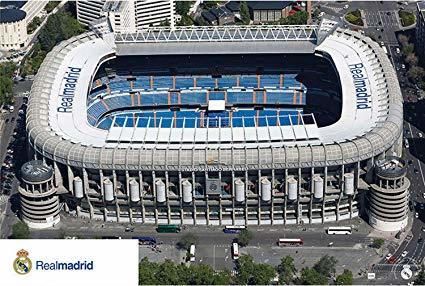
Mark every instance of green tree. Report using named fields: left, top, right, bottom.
left=313, top=255, right=338, bottom=277
left=277, top=255, right=296, bottom=284
left=0, top=76, right=13, bottom=105
left=402, top=43, right=415, bottom=56
left=176, top=233, right=198, bottom=250
left=139, top=257, right=160, bottom=285
left=155, top=259, right=182, bottom=284
left=407, top=66, right=425, bottom=83
left=405, top=53, right=419, bottom=66
left=176, top=1, right=192, bottom=16
left=398, top=34, right=409, bottom=47
left=178, top=15, right=194, bottom=26
left=237, top=229, right=253, bottom=247
left=240, top=1, right=250, bottom=25
left=336, top=269, right=353, bottom=285
left=45, top=1, right=60, bottom=13
left=370, top=238, right=385, bottom=249
left=236, top=254, right=276, bottom=285
left=10, top=221, right=30, bottom=239
left=201, top=1, right=221, bottom=10
left=23, top=11, right=85, bottom=75
left=188, top=264, right=232, bottom=285
left=38, top=12, right=85, bottom=51
left=299, top=267, right=328, bottom=285
left=415, top=267, right=425, bottom=285
left=27, top=16, right=43, bottom=34
left=280, top=11, right=308, bottom=25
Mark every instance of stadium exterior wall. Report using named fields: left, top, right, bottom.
left=26, top=29, right=404, bottom=226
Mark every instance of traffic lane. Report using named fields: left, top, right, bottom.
left=37, top=223, right=373, bottom=247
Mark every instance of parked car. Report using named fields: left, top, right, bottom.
left=401, top=251, right=408, bottom=257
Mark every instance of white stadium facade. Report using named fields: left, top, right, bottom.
left=25, top=20, right=409, bottom=231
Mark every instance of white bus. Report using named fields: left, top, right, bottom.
left=224, top=225, right=246, bottom=234
left=189, top=244, right=196, bottom=262
left=232, top=242, right=239, bottom=260
left=277, top=238, right=304, bottom=246
left=327, top=226, right=352, bottom=235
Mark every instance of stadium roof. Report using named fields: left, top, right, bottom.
left=26, top=25, right=403, bottom=170
left=0, top=8, right=26, bottom=23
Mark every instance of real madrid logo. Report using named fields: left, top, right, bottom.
left=13, top=249, right=32, bottom=275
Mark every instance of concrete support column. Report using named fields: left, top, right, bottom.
left=113, top=170, right=120, bottom=223
left=244, top=170, right=249, bottom=226
left=219, top=170, right=223, bottom=225
left=192, top=172, right=197, bottom=225
left=67, top=166, right=74, bottom=196
left=257, top=170, right=261, bottom=225
left=231, top=171, right=235, bottom=225
left=296, top=168, right=301, bottom=224
left=309, top=168, right=314, bottom=224
left=336, top=166, right=345, bottom=221
left=83, top=168, right=93, bottom=219
left=322, top=166, right=328, bottom=224
left=165, top=171, right=171, bottom=224
left=284, top=169, right=288, bottom=225
left=179, top=172, right=184, bottom=225
left=139, top=171, right=145, bottom=224
left=152, top=171, right=158, bottom=225
left=271, top=169, right=275, bottom=225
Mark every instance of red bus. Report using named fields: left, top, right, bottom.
left=277, top=238, right=304, bottom=246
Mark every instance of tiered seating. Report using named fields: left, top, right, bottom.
left=175, top=77, right=195, bottom=89
left=87, top=103, right=108, bottom=119
left=196, top=77, right=215, bottom=88
left=152, top=76, right=173, bottom=89
left=104, top=95, right=132, bottom=109
left=180, top=91, right=207, bottom=104
left=97, top=118, right=113, bottom=129
left=227, top=91, right=254, bottom=104
left=217, top=76, right=237, bottom=88
left=140, top=92, right=169, bottom=105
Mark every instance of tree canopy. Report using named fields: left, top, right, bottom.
left=280, top=11, right=308, bottom=25
left=0, top=61, right=17, bottom=105
left=240, top=1, right=250, bottom=25
left=313, top=255, right=338, bottom=277
left=299, top=267, right=328, bottom=285
left=235, top=254, right=276, bottom=285
left=138, top=257, right=231, bottom=285
left=23, top=10, right=85, bottom=76
left=336, top=269, right=353, bottom=285
left=237, top=229, right=253, bottom=247
left=176, top=1, right=192, bottom=16
left=277, top=255, right=296, bottom=284
left=10, top=221, right=30, bottom=239
left=370, top=238, right=385, bottom=249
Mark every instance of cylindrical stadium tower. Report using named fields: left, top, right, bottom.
left=18, top=160, right=60, bottom=229
left=368, top=156, right=410, bottom=232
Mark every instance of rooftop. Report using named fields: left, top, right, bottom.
left=0, top=8, right=26, bottom=23
left=210, top=6, right=233, bottom=18
left=247, top=1, right=292, bottom=10
left=0, top=1, right=26, bottom=9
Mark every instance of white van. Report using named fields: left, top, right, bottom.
left=189, top=244, right=195, bottom=262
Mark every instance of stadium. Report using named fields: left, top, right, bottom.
left=25, top=21, right=406, bottom=229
